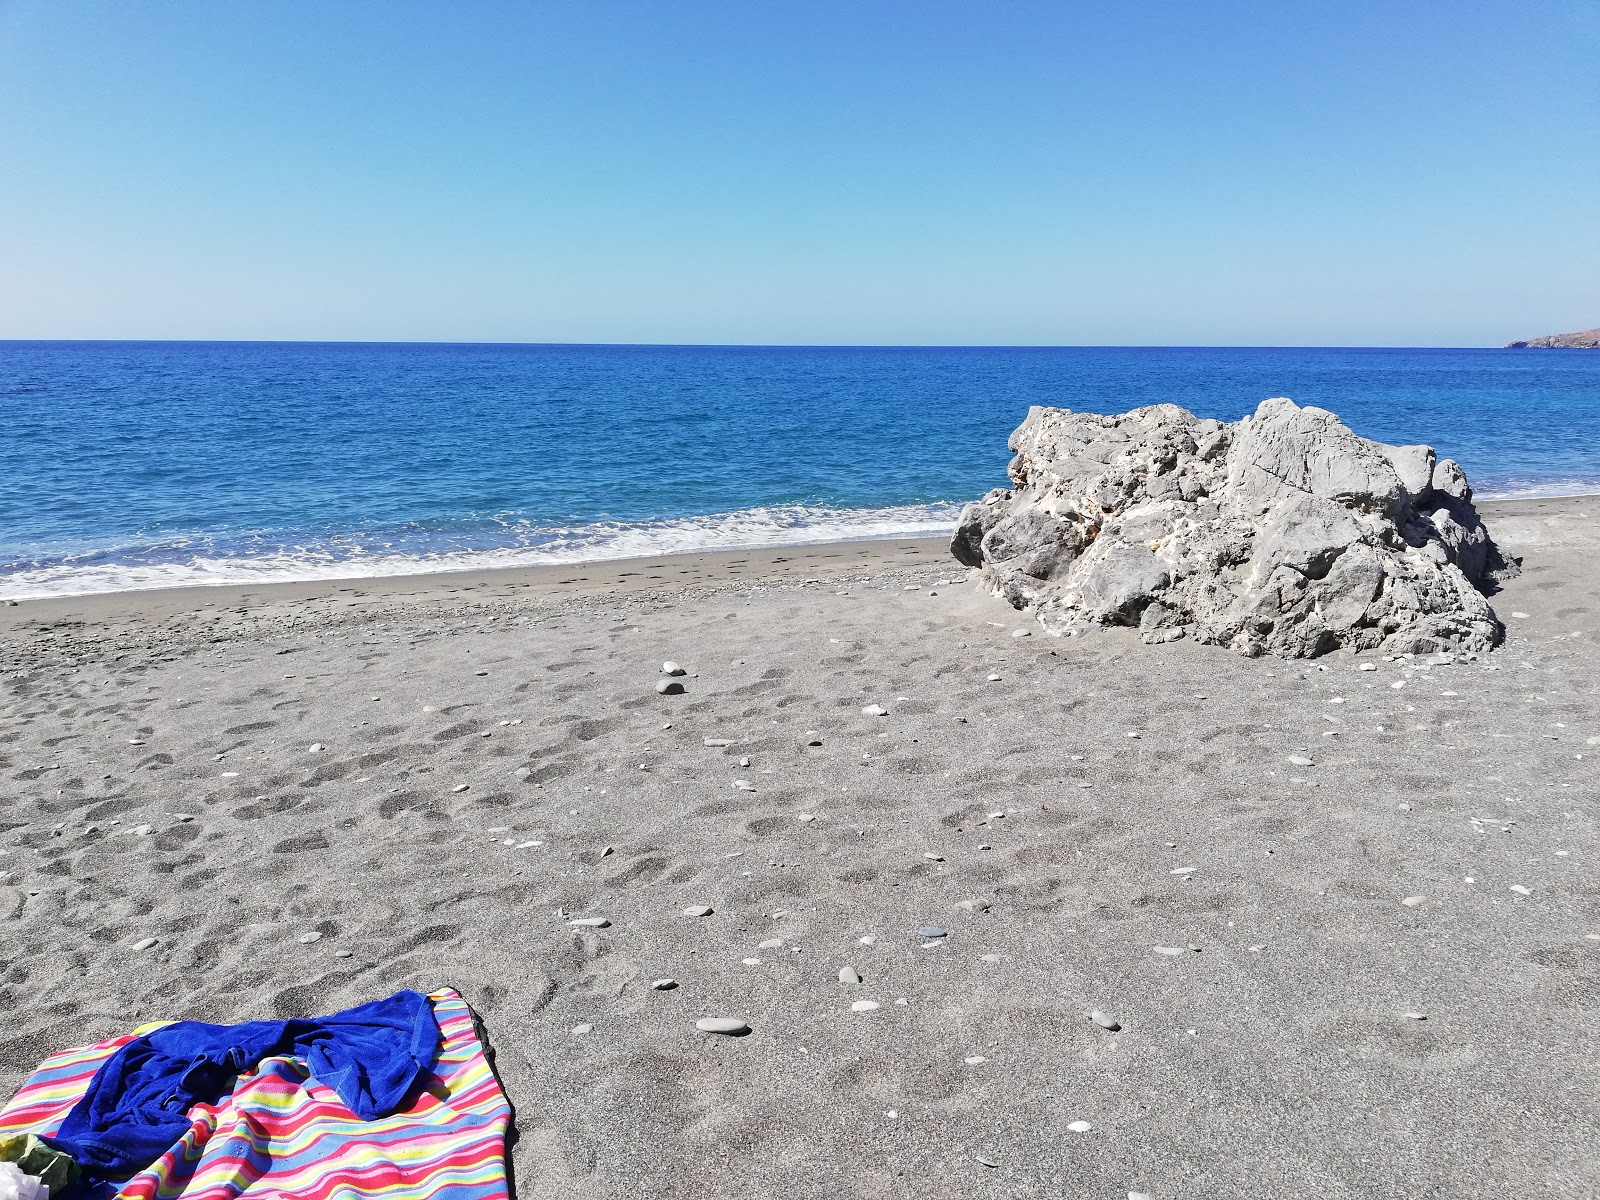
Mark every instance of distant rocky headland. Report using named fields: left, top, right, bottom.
left=1505, top=326, right=1600, bottom=348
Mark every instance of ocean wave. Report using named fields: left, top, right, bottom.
left=0, top=502, right=964, bottom=601
left=1472, top=478, right=1600, bottom=502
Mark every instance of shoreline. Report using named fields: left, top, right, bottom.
left=3, top=492, right=1594, bottom=625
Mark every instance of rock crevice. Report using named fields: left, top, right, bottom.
left=951, top=398, right=1518, bottom=658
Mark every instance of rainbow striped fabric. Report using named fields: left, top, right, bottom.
left=0, top=989, right=509, bottom=1200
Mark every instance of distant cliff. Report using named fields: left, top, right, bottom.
left=1506, top=327, right=1600, bottom=349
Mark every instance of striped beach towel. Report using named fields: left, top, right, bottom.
left=0, top=989, right=509, bottom=1200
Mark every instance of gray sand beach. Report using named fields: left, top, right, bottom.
left=1, top=496, right=1596, bottom=1199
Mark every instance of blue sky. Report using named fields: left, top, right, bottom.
left=1, top=1, right=1595, bottom=345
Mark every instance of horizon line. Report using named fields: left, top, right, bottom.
left=0, top=338, right=1538, bottom=351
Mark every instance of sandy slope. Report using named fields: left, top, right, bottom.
left=0, top=500, right=1596, bottom=1199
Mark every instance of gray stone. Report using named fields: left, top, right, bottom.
left=1091, top=1009, right=1120, bottom=1031
left=838, top=965, right=862, bottom=984
left=951, top=398, right=1518, bottom=658
left=131, top=937, right=159, bottom=952
left=662, top=661, right=687, bottom=676
left=696, top=1017, right=749, bottom=1035
left=918, top=925, right=947, bottom=938
left=656, top=678, right=684, bottom=695
left=683, top=905, right=714, bottom=917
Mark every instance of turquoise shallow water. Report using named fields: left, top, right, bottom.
left=1, top=342, right=1596, bottom=599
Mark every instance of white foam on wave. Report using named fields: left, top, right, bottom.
left=0, top=502, right=963, bottom=601
left=1473, top=478, right=1600, bottom=502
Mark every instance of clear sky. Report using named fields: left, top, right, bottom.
left=1, top=0, right=1596, bottom=345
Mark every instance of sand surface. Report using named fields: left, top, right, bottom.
left=1, top=500, right=1596, bottom=1199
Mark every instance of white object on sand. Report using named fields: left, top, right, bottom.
left=696, top=1017, right=748, bottom=1035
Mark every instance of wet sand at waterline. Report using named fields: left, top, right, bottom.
left=1, top=497, right=1596, bottom=1199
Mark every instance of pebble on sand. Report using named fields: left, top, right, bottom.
left=131, top=937, right=159, bottom=952
left=1153, top=945, right=1184, bottom=957
left=861, top=704, right=888, bottom=716
left=1066, top=1120, right=1093, bottom=1133
left=696, top=1017, right=749, bottom=1035
left=1091, top=1010, right=1121, bottom=1031
left=838, top=966, right=862, bottom=984
left=1287, top=755, right=1314, bottom=767
left=956, top=899, right=991, bottom=914
left=851, top=1000, right=880, bottom=1012
left=297, top=931, right=323, bottom=944
left=662, top=661, right=687, bottom=676
left=1509, top=884, right=1533, bottom=896
left=683, top=905, right=714, bottom=917
left=656, top=678, right=684, bottom=695
left=569, top=917, right=611, bottom=928
left=451, top=783, right=470, bottom=793
left=1401, top=895, right=1426, bottom=907
left=571, top=1024, right=592, bottom=1035
left=918, top=926, right=947, bottom=939
left=650, top=979, right=677, bottom=990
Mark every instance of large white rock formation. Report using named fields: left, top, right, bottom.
left=951, top=398, right=1519, bottom=658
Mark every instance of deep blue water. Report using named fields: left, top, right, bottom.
left=1, top=342, right=1597, bottom=598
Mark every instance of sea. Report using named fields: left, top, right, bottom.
left=2, top=342, right=1597, bottom=601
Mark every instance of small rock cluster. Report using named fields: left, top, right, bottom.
left=952, top=398, right=1519, bottom=658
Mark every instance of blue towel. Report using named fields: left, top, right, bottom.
left=49, top=989, right=440, bottom=1187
